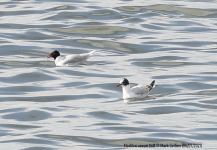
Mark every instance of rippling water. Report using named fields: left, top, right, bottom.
left=0, top=0, right=217, bottom=149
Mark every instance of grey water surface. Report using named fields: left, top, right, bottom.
left=0, top=0, right=217, bottom=149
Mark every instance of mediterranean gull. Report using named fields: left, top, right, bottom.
left=47, top=50, right=96, bottom=67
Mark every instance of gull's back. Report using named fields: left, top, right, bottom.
left=131, top=84, right=149, bottom=95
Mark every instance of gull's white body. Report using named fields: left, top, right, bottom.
left=121, top=84, right=151, bottom=99
left=54, top=50, right=96, bottom=66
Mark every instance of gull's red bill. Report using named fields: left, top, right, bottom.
left=46, top=55, right=52, bottom=58
left=117, top=84, right=122, bottom=87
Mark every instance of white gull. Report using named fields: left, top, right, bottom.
left=117, top=78, right=155, bottom=99
left=47, top=50, right=96, bottom=67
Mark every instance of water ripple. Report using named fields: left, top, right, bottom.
left=2, top=110, right=51, bottom=121
left=117, top=4, right=217, bottom=17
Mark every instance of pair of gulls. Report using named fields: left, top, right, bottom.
left=47, top=50, right=156, bottom=100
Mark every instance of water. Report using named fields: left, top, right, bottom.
left=0, top=0, right=216, bottom=149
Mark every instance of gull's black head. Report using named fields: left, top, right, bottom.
left=121, top=78, right=129, bottom=86
left=117, top=78, right=129, bottom=87
left=47, top=50, right=60, bottom=60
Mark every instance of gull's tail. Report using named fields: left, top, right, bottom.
left=89, top=50, right=96, bottom=56
left=148, top=80, right=155, bottom=91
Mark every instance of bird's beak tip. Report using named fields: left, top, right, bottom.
left=46, top=55, right=51, bottom=58
left=117, top=84, right=122, bottom=87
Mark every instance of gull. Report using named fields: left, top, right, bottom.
left=47, top=50, right=96, bottom=66
left=117, top=78, right=155, bottom=99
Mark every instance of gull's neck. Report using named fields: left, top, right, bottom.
left=54, top=56, right=62, bottom=66
left=122, top=85, right=132, bottom=99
